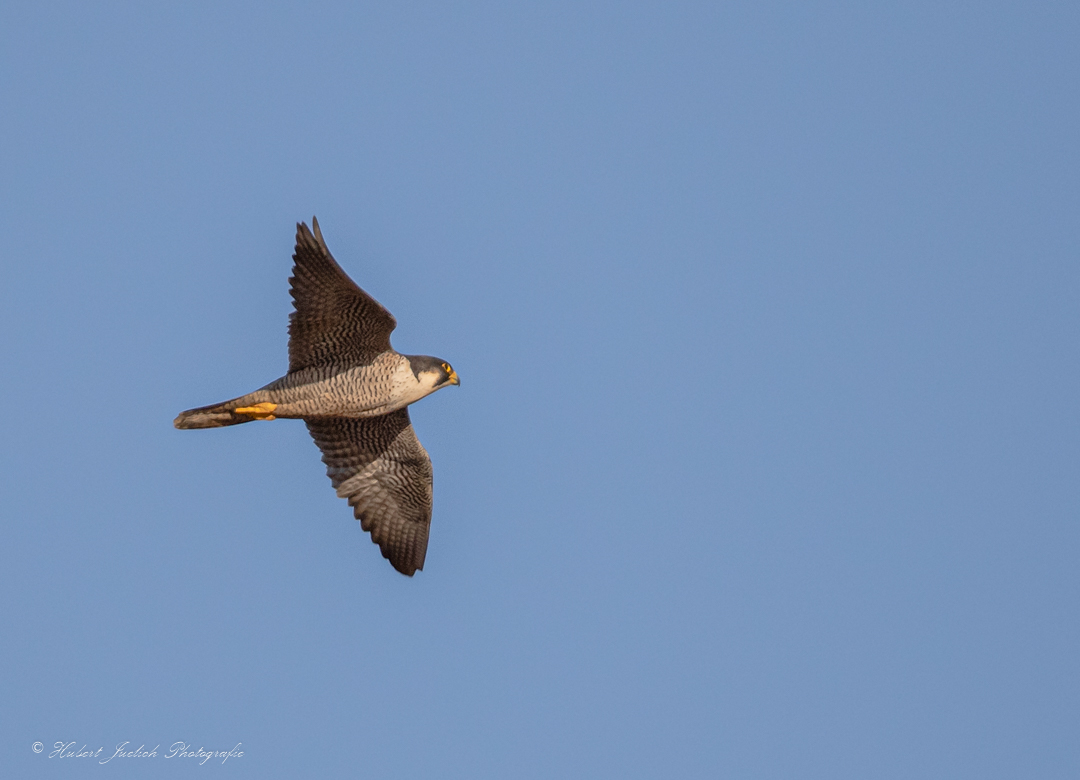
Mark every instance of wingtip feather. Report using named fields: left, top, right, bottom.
left=311, top=216, right=329, bottom=253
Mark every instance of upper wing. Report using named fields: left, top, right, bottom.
left=306, top=409, right=434, bottom=576
left=288, top=217, right=398, bottom=372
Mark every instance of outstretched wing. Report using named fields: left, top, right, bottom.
left=288, top=217, right=397, bottom=372
left=306, top=409, right=433, bottom=576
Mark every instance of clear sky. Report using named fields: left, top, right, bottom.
left=2, top=2, right=1078, bottom=778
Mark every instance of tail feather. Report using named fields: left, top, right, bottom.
left=174, top=400, right=254, bottom=429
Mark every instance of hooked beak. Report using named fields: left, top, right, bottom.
left=448, top=369, right=460, bottom=386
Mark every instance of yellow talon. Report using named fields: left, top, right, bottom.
left=234, top=402, right=278, bottom=420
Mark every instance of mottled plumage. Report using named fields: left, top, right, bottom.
left=288, top=218, right=397, bottom=371
left=175, top=218, right=459, bottom=576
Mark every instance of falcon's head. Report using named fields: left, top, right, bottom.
left=408, top=355, right=461, bottom=391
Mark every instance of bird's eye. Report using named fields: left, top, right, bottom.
left=441, top=362, right=452, bottom=373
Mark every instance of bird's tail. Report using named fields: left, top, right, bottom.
left=173, top=398, right=277, bottom=429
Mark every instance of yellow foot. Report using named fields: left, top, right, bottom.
left=233, top=402, right=278, bottom=420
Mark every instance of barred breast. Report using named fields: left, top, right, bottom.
left=246, top=353, right=402, bottom=418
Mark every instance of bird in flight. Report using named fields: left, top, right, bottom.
left=175, top=217, right=459, bottom=575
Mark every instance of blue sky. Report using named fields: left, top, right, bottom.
left=2, top=1, right=1078, bottom=777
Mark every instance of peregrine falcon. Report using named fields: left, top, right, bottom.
left=174, top=218, right=459, bottom=576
